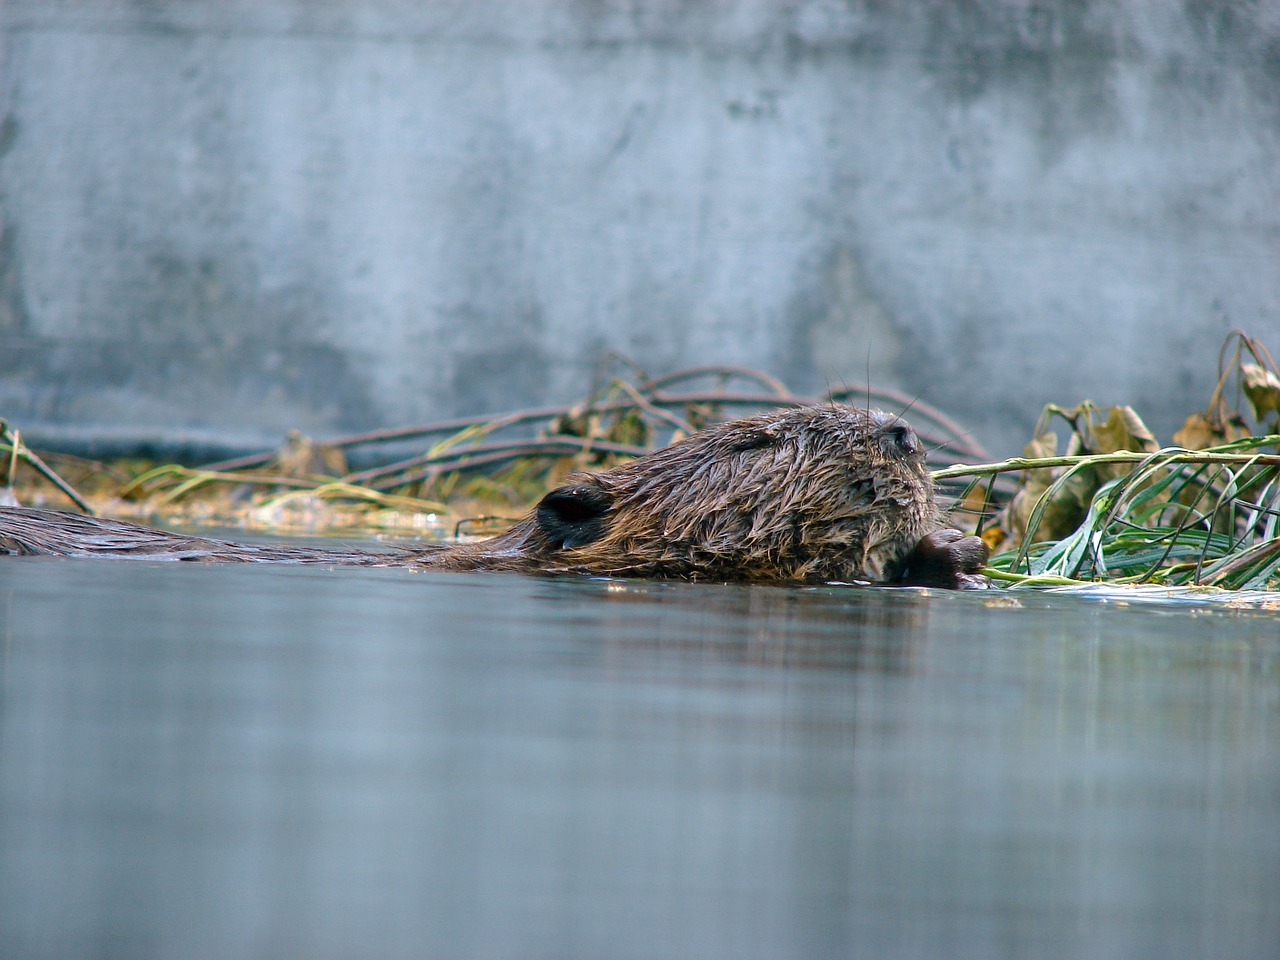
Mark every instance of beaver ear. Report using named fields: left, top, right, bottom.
left=536, top=482, right=613, bottom=550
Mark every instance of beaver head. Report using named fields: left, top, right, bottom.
left=449, top=404, right=950, bottom=583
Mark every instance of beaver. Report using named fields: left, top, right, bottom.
left=0, top=404, right=989, bottom=588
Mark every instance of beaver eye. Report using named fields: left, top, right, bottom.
left=878, top=423, right=920, bottom=459
left=732, top=430, right=780, bottom=454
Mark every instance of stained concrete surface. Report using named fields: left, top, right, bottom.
left=1, top=2, right=1277, bottom=458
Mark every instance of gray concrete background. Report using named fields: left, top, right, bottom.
left=2, top=1, right=1278, bottom=458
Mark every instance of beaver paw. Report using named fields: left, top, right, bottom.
left=898, top=528, right=990, bottom=590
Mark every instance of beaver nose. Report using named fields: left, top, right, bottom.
left=878, top=423, right=921, bottom=459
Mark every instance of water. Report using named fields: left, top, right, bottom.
left=1, top=557, right=1277, bottom=959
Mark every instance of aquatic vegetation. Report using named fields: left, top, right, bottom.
left=939, top=331, right=1280, bottom=590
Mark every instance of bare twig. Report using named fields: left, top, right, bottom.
left=0, top=421, right=96, bottom=515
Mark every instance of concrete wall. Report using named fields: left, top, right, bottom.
left=2, top=1, right=1277, bottom=458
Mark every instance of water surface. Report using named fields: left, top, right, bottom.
left=1, top=558, right=1277, bottom=959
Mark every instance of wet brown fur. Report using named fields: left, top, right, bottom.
left=0, top=405, right=988, bottom=587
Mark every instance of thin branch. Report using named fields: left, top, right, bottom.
left=0, top=423, right=96, bottom=515
left=932, top=447, right=1280, bottom=482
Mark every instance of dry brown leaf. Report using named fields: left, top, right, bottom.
left=1092, top=406, right=1159, bottom=481
left=1173, top=411, right=1252, bottom=449
left=1241, top=363, right=1280, bottom=419
left=1094, top=406, right=1159, bottom=453
left=270, top=432, right=349, bottom=478
left=1173, top=412, right=1218, bottom=450
left=1003, top=431, right=1097, bottom=546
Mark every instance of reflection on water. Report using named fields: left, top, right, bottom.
left=1, top=558, right=1277, bottom=959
